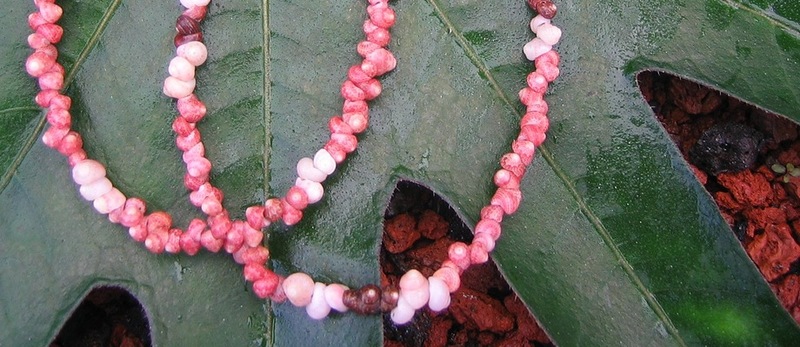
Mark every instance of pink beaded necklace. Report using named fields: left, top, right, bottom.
left=24, top=0, right=562, bottom=324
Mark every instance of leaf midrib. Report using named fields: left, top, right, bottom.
left=424, top=0, right=686, bottom=345
left=0, top=0, right=123, bottom=195
left=261, top=0, right=277, bottom=346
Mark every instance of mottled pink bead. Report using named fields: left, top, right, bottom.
left=362, top=49, right=396, bottom=77
left=390, top=297, right=415, bottom=325
left=518, top=87, right=543, bottom=107
left=469, top=242, right=489, bottom=264
left=163, top=76, right=196, bottom=99
left=244, top=263, right=268, bottom=282
left=295, top=178, right=324, bottom=204
left=201, top=229, right=224, bottom=252
left=536, top=49, right=560, bottom=68
left=129, top=224, right=148, bottom=242
left=253, top=272, right=280, bottom=299
left=520, top=125, right=547, bottom=146
left=187, top=157, right=212, bottom=178
left=323, top=141, right=348, bottom=163
left=79, top=177, right=112, bottom=201
left=164, top=228, right=183, bottom=254
left=355, top=79, right=382, bottom=101
left=473, top=232, right=496, bottom=253
left=330, top=133, right=358, bottom=153
left=297, top=157, right=327, bottom=183
left=328, top=116, right=354, bottom=135
left=176, top=41, right=208, bottom=66
left=500, top=153, right=525, bottom=178
left=172, top=116, right=195, bottom=137
left=50, top=93, right=71, bottom=109
left=242, top=223, right=264, bottom=248
left=342, top=111, right=369, bottom=133
left=177, top=94, right=207, bottom=123
left=512, top=139, right=537, bottom=164
left=208, top=211, right=232, bottom=239
left=46, top=108, right=70, bottom=128
left=270, top=277, right=288, bottom=303
left=47, top=62, right=65, bottom=76
left=347, top=65, right=372, bottom=83
left=38, top=3, right=62, bottom=23
left=475, top=219, right=502, bottom=240
left=480, top=205, right=504, bottom=223
left=240, top=245, right=270, bottom=265
left=324, top=283, right=349, bottom=312
left=176, top=128, right=201, bottom=151
left=367, top=5, right=396, bottom=29
left=119, top=198, right=147, bottom=227
left=93, top=188, right=126, bottom=215
left=493, top=169, right=520, bottom=189
left=427, top=276, right=450, bottom=312
left=366, top=28, right=391, bottom=47
left=56, top=131, right=82, bottom=156
left=521, top=111, right=549, bottom=134
left=223, top=221, right=245, bottom=253
left=41, top=125, right=68, bottom=148
left=341, top=80, right=366, bottom=101
left=180, top=229, right=202, bottom=255
left=28, top=12, right=47, bottom=30
left=246, top=205, right=268, bottom=230
left=183, top=172, right=208, bottom=191
left=36, top=23, right=63, bottom=43
left=25, top=51, right=55, bottom=77
left=72, top=159, right=106, bottom=185
left=189, top=182, right=215, bottom=206
left=281, top=200, right=303, bottom=226
left=283, top=272, right=315, bottom=307
left=356, top=41, right=381, bottom=57
left=168, top=56, right=195, bottom=81
left=36, top=44, right=57, bottom=59
left=67, top=150, right=88, bottom=167
left=38, top=71, right=63, bottom=90
left=536, top=61, right=560, bottom=82
left=433, top=266, right=461, bottom=293
left=343, top=100, right=368, bottom=114
left=107, top=205, right=124, bottom=224
left=180, top=0, right=211, bottom=8
left=313, top=149, right=336, bottom=175
left=144, top=228, right=168, bottom=253
left=399, top=270, right=429, bottom=310
left=200, top=196, right=222, bottom=216
left=27, top=32, right=48, bottom=49
left=491, top=187, right=522, bottom=215
left=526, top=72, right=548, bottom=94
left=285, top=186, right=309, bottom=211
left=306, top=282, right=332, bottom=320
left=263, top=198, right=284, bottom=222
left=35, top=89, right=59, bottom=108
left=448, top=242, right=471, bottom=270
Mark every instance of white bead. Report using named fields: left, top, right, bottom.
left=177, top=41, right=208, bottom=66
left=180, top=0, right=211, bottom=8
left=313, top=149, right=336, bottom=175
left=530, top=15, right=551, bottom=34
left=427, top=276, right=451, bottom=312
left=79, top=177, right=113, bottom=201
left=297, top=157, right=327, bottom=182
left=390, top=297, right=416, bottom=325
left=168, top=56, right=195, bottom=82
left=93, top=188, right=125, bottom=214
left=306, top=282, right=331, bottom=320
left=283, top=272, right=315, bottom=307
left=536, top=23, right=562, bottom=46
left=399, top=270, right=429, bottom=310
left=72, top=160, right=106, bottom=185
left=523, top=38, right=552, bottom=61
left=163, top=76, right=196, bottom=99
left=324, top=283, right=349, bottom=312
left=295, top=178, right=324, bottom=204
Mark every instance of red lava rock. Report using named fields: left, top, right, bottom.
left=717, top=171, right=773, bottom=207
left=714, top=191, right=742, bottom=211
left=743, top=207, right=787, bottom=232
left=461, top=262, right=510, bottom=294
left=423, top=316, right=451, bottom=347
left=504, top=294, right=551, bottom=343
left=669, top=77, right=722, bottom=115
left=477, top=331, right=496, bottom=345
left=747, top=223, right=800, bottom=281
left=775, top=275, right=800, bottom=310
left=785, top=176, right=800, bottom=200
left=418, top=210, right=448, bottom=239
left=405, top=237, right=453, bottom=277
left=449, top=288, right=515, bottom=333
left=689, top=164, right=708, bottom=185
left=383, top=213, right=421, bottom=254
left=495, top=331, right=534, bottom=347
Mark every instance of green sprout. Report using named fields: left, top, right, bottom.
left=770, top=162, right=800, bottom=183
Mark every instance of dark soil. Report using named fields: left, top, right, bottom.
left=639, top=71, right=800, bottom=323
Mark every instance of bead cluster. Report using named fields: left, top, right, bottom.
left=23, top=0, right=562, bottom=324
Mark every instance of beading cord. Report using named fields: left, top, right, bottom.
left=24, top=0, right=562, bottom=324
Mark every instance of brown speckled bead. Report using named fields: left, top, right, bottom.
left=380, top=285, right=399, bottom=312
left=343, top=284, right=383, bottom=314
left=174, top=32, right=203, bottom=47
left=176, top=15, right=202, bottom=35
left=527, top=0, right=557, bottom=19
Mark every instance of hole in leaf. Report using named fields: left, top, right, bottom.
left=50, top=286, right=152, bottom=347
left=381, top=181, right=553, bottom=346
left=638, top=71, right=800, bottom=323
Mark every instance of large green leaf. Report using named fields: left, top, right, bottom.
left=1, top=0, right=799, bottom=345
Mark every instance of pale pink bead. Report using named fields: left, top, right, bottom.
left=37, top=23, right=63, bottom=43
left=38, top=71, right=63, bottom=90
left=285, top=186, right=309, bottom=210
left=367, top=5, right=396, bottom=28
left=500, top=152, right=526, bottom=178
left=244, top=263, right=268, bottom=282
left=324, top=283, right=349, bottom=312
left=523, top=38, right=552, bottom=61
left=536, top=23, right=562, bottom=46
left=390, top=296, right=415, bottom=325
left=46, top=108, right=71, bottom=128
left=28, top=32, right=50, bottom=49
left=176, top=41, right=208, bottom=66
left=283, top=272, right=315, bottom=307
left=201, top=196, right=223, bottom=216
left=491, top=188, right=522, bottom=215
left=41, top=126, right=68, bottom=148
left=176, top=129, right=201, bottom=151
left=242, top=223, right=264, bottom=248
left=297, top=157, right=327, bottom=183
left=520, top=125, right=547, bottom=146
left=179, top=0, right=211, bottom=9
left=182, top=142, right=205, bottom=163
left=356, top=79, right=382, bottom=101
left=72, top=159, right=106, bottom=185
left=329, top=116, right=354, bottom=135
left=362, top=49, right=396, bottom=77
left=342, top=111, right=369, bottom=133
left=513, top=139, right=537, bottom=164
left=348, top=65, right=372, bottom=83
left=469, top=242, right=489, bottom=264
left=521, top=111, right=549, bottom=134
left=330, top=133, right=358, bottom=153
left=295, top=178, right=324, bottom=204
left=129, top=224, right=148, bottom=242
left=200, top=229, right=224, bottom=252
left=493, top=169, right=520, bottom=189
left=475, top=219, right=502, bottom=240
left=281, top=200, right=303, bottom=226
left=168, top=56, right=195, bottom=81
left=526, top=72, right=548, bottom=94
left=164, top=228, right=183, bottom=253
left=341, top=80, right=366, bottom=101
left=245, top=206, right=269, bottom=230
left=312, top=149, right=336, bottom=175
left=38, top=3, right=62, bottom=23
left=163, top=76, right=196, bottom=99
left=93, top=188, right=126, bottom=214
left=448, top=242, right=471, bottom=270
left=56, top=131, right=82, bottom=156
left=306, top=282, right=332, bottom=320
left=177, top=94, right=207, bottom=123
left=427, top=276, right=450, bottom=312
left=343, top=100, right=368, bottom=114
left=399, top=269, right=429, bottom=310
left=530, top=15, right=551, bottom=33
left=253, top=272, right=281, bottom=299
left=518, top=87, right=543, bottom=107
left=25, top=51, right=54, bottom=77
left=356, top=41, right=382, bottom=58
left=473, top=232, right=496, bottom=253
left=79, top=177, right=113, bottom=201
left=433, top=266, right=461, bottom=293
left=107, top=206, right=124, bottom=224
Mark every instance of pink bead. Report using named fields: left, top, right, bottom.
left=79, top=177, right=112, bottom=201
left=330, top=133, right=358, bottom=153
left=187, top=157, right=212, bottom=178
left=341, top=80, right=366, bottom=101
left=176, top=129, right=201, bottom=151
left=120, top=198, right=147, bottom=227
left=500, top=152, right=526, bottom=178
left=242, top=223, right=264, bottom=248
left=491, top=188, right=522, bottom=215
left=356, top=41, right=381, bottom=57
left=448, top=242, right=471, bottom=270
left=56, top=131, right=82, bottom=156
left=323, top=141, right=347, bottom=163
left=281, top=200, right=303, bottom=226
left=324, top=283, right=349, bottom=312
left=469, top=242, right=489, bottom=264
left=362, top=49, right=396, bottom=77
left=240, top=246, right=269, bottom=265
left=72, top=159, right=106, bottom=185
left=38, top=71, right=63, bottom=90
left=342, top=111, right=369, bottom=134
left=312, top=149, right=336, bottom=175
left=480, top=205, right=504, bottom=223
left=366, top=28, right=391, bottom=47
left=208, top=211, right=232, bottom=239
left=163, top=76, right=196, bottom=99
left=176, top=41, right=208, bottom=66
left=283, top=272, right=315, bottom=307
left=107, top=206, right=124, bottom=224
left=200, top=229, right=224, bottom=252
left=145, top=229, right=168, bottom=253
left=146, top=211, right=173, bottom=232
left=521, top=111, right=549, bottom=134
left=285, top=186, right=309, bottom=210
left=367, top=5, right=396, bottom=29
left=41, top=125, right=68, bottom=149
left=180, top=232, right=201, bottom=256
left=246, top=205, right=268, bottom=230
left=520, top=125, right=547, bottom=146
left=295, top=178, right=324, bottom=204
left=475, top=219, right=502, bottom=241
left=67, top=150, right=87, bottom=167
left=38, top=3, right=62, bottom=23
left=189, top=183, right=216, bottom=206
left=355, top=79, right=382, bottom=101
left=36, top=44, right=57, bottom=59
left=165, top=228, right=183, bottom=253
left=427, top=276, right=450, bottom=312
left=45, top=108, right=70, bottom=128
left=177, top=94, right=207, bottom=122
left=523, top=38, right=552, bottom=61
left=253, top=272, right=281, bottom=299
left=399, top=269, right=430, bottom=310
left=200, top=196, right=222, bottom=216
left=297, top=157, right=327, bottom=183
left=232, top=246, right=248, bottom=264
left=536, top=50, right=561, bottom=68
left=526, top=72, right=548, bottom=94
left=390, top=297, right=415, bottom=325
left=493, top=169, right=520, bottom=189
left=129, top=224, right=148, bottom=242
left=512, top=139, right=537, bottom=164
left=536, top=61, right=560, bottom=83
left=224, top=222, right=245, bottom=253
left=328, top=116, right=354, bottom=135
left=473, top=232, right=496, bottom=253
left=183, top=172, right=208, bottom=191
left=50, top=93, right=71, bottom=109
left=433, top=267, right=461, bottom=293
left=25, top=51, right=54, bottom=77
left=263, top=198, right=284, bottom=222
left=35, top=89, right=59, bottom=107
left=36, top=23, right=63, bottom=43
left=306, top=282, right=332, bottom=320
left=270, top=277, right=287, bottom=303
left=518, top=87, right=543, bottom=107
left=168, top=56, right=195, bottom=81
left=28, top=12, right=47, bottom=30
left=244, top=263, right=268, bottom=282
left=347, top=65, right=372, bottom=83
left=343, top=100, right=368, bottom=114
left=93, top=188, right=126, bottom=214
left=172, top=116, right=195, bottom=137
